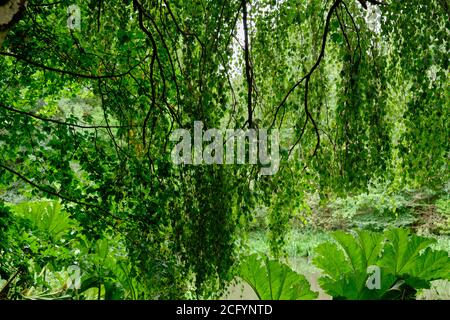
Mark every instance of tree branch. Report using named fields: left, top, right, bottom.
left=271, top=0, right=342, bottom=128
left=242, top=0, right=253, bottom=128
left=0, top=102, right=129, bottom=129
left=0, top=162, right=121, bottom=221
left=0, top=51, right=142, bottom=79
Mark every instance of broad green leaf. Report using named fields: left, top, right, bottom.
left=333, top=231, right=366, bottom=272
left=313, top=242, right=352, bottom=280
left=411, top=248, right=450, bottom=281
left=239, top=254, right=318, bottom=300
left=379, top=229, right=436, bottom=275
left=356, top=230, right=384, bottom=266
left=314, top=229, right=450, bottom=300
left=318, top=269, right=397, bottom=300
left=11, top=201, right=75, bottom=242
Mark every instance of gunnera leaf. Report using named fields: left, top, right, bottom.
left=239, top=254, right=318, bottom=300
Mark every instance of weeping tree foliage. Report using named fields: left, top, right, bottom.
left=0, top=0, right=448, bottom=298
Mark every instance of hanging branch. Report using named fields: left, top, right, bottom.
left=0, top=51, right=143, bottom=79
left=0, top=103, right=130, bottom=129
left=0, top=163, right=122, bottom=221
left=271, top=0, right=344, bottom=167
left=242, top=0, right=253, bottom=129
left=271, top=0, right=342, bottom=129
left=97, top=0, right=102, bottom=32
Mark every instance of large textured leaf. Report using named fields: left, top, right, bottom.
left=318, top=269, right=397, bottom=300
left=313, top=242, right=352, bottom=280
left=317, top=271, right=366, bottom=300
left=356, top=230, right=384, bottom=266
left=313, top=230, right=383, bottom=278
left=314, top=228, right=450, bottom=299
left=379, top=229, right=437, bottom=276
left=410, top=248, right=450, bottom=281
left=314, top=230, right=394, bottom=299
left=12, top=201, right=75, bottom=242
left=333, top=231, right=366, bottom=272
left=379, top=229, right=450, bottom=289
left=239, top=254, right=318, bottom=300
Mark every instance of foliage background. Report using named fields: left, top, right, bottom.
left=0, top=0, right=448, bottom=299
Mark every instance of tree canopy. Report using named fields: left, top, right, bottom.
left=0, top=0, right=448, bottom=298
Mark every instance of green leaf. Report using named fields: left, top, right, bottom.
left=318, top=269, right=397, bottom=300
left=314, top=230, right=395, bottom=299
left=356, top=230, right=384, bottom=267
left=11, top=201, right=75, bottom=242
left=410, top=248, right=450, bottom=281
left=333, top=231, right=367, bottom=272
left=313, top=242, right=351, bottom=280
left=379, top=228, right=436, bottom=276
left=104, top=281, right=125, bottom=300
left=314, top=229, right=450, bottom=300
left=239, top=254, right=318, bottom=300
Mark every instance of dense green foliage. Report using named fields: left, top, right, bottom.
left=238, top=229, right=450, bottom=300
left=0, top=0, right=448, bottom=300
left=313, top=229, right=450, bottom=299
